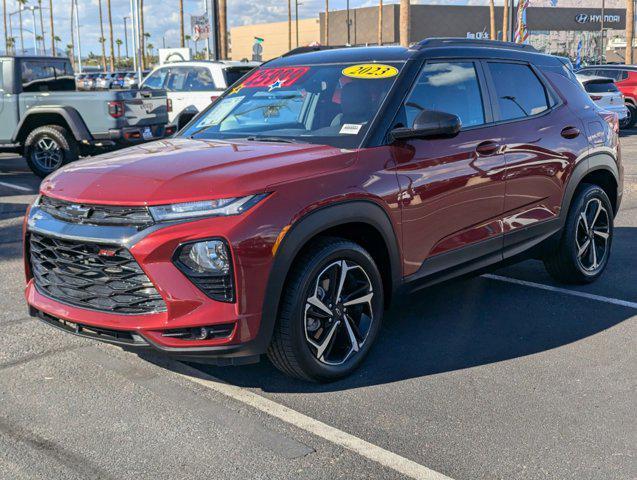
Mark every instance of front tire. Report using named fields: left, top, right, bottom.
left=25, top=125, right=79, bottom=178
left=267, top=237, right=384, bottom=382
left=544, top=184, right=613, bottom=284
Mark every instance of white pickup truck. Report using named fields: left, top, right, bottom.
left=141, top=60, right=260, bottom=130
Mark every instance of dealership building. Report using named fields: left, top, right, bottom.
left=230, top=0, right=630, bottom=62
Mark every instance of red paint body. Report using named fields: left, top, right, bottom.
left=24, top=46, right=622, bottom=360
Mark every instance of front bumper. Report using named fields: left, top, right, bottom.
left=24, top=202, right=275, bottom=362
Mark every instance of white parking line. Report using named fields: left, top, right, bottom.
left=483, top=274, right=637, bottom=309
left=0, top=181, right=33, bottom=192
left=172, top=361, right=455, bottom=480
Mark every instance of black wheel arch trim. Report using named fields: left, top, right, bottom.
left=257, top=200, right=402, bottom=353
left=561, top=152, right=620, bottom=219
left=13, top=106, right=92, bottom=144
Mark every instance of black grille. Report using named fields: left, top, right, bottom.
left=187, top=273, right=235, bottom=302
left=39, top=196, right=154, bottom=229
left=29, top=233, right=166, bottom=314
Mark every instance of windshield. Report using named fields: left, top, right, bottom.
left=181, top=62, right=403, bottom=148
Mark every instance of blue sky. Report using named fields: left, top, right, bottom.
left=2, top=0, right=619, bottom=55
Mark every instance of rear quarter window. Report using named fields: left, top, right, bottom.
left=584, top=81, right=619, bottom=93
left=223, top=67, right=255, bottom=87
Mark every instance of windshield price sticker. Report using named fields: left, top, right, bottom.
left=342, top=64, right=398, bottom=79
left=243, top=66, right=310, bottom=89
left=339, top=124, right=363, bottom=135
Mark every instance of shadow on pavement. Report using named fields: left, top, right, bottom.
left=149, top=226, right=636, bottom=394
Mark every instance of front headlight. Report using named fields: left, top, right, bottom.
left=149, top=194, right=267, bottom=222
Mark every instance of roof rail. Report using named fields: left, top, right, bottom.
left=413, top=37, right=537, bottom=52
left=282, top=45, right=351, bottom=57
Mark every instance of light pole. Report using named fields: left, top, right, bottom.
left=73, top=0, right=82, bottom=72
left=123, top=16, right=129, bottom=58
left=600, top=0, right=606, bottom=63
left=28, top=6, right=38, bottom=55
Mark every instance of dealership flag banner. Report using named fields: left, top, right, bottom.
left=191, top=15, right=210, bottom=41
left=514, top=0, right=530, bottom=44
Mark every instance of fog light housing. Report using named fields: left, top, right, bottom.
left=175, top=239, right=235, bottom=302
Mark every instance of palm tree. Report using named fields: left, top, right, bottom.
left=184, top=34, right=191, bottom=51
left=146, top=42, right=153, bottom=62
left=116, top=38, right=122, bottom=67
left=7, top=36, right=14, bottom=55
left=218, top=0, right=227, bottom=58
left=399, top=0, right=409, bottom=47
left=502, top=0, right=509, bottom=42
left=37, top=0, right=44, bottom=53
left=143, top=32, right=150, bottom=66
left=179, top=0, right=185, bottom=48
left=106, top=0, right=115, bottom=71
left=3, top=0, right=7, bottom=54
left=288, top=0, right=292, bottom=50
left=17, top=0, right=28, bottom=54
left=489, top=0, right=496, bottom=40
left=627, top=0, right=634, bottom=64
left=48, top=0, right=55, bottom=56
left=378, top=0, right=382, bottom=45
left=98, top=0, right=107, bottom=71
left=35, top=34, right=43, bottom=54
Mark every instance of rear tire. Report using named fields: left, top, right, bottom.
left=25, top=125, right=79, bottom=178
left=543, top=184, right=613, bottom=284
left=620, top=104, right=636, bottom=129
left=267, top=237, right=384, bottom=382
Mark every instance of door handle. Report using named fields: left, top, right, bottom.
left=561, top=126, right=580, bottom=139
left=476, top=140, right=500, bottom=156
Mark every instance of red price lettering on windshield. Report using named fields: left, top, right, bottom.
left=243, top=66, right=310, bottom=89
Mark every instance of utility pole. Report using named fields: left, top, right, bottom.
left=400, top=0, right=409, bottom=47
left=508, top=0, right=515, bottom=42
left=218, top=0, right=227, bottom=58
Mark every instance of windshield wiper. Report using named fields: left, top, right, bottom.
left=246, top=136, right=298, bottom=144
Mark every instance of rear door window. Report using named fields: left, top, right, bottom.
left=404, top=61, right=486, bottom=129
left=165, top=67, right=189, bottom=91
left=21, top=60, right=55, bottom=92
left=184, top=67, right=216, bottom=91
left=487, top=62, right=550, bottom=121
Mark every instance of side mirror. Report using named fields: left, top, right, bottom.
left=390, top=110, right=461, bottom=141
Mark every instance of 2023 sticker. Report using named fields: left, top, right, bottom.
left=342, top=64, right=399, bottom=79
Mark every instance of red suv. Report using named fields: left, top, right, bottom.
left=577, top=65, right=637, bottom=129
left=25, top=39, right=623, bottom=382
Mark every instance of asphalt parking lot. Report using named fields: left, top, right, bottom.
left=1, top=133, right=635, bottom=480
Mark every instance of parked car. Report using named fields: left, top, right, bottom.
left=123, top=70, right=150, bottom=89
left=0, top=55, right=171, bottom=177
left=140, top=60, right=259, bottom=129
left=576, top=74, right=628, bottom=124
left=25, top=40, right=622, bottom=381
left=577, top=65, right=637, bottom=128
left=75, top=73, right=87, bottom=90
left=81, top=72, right=101, bottom=90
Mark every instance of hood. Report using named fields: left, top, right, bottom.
left=40, top=138, right=355, bottom=205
